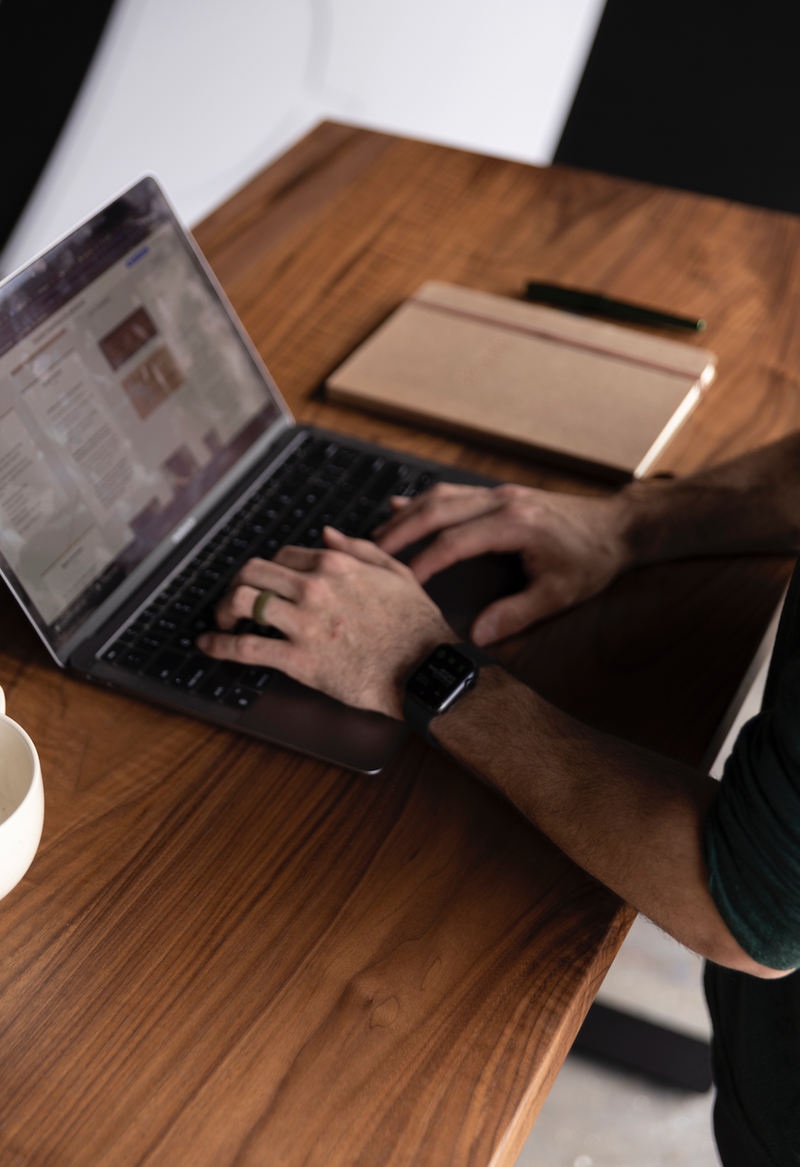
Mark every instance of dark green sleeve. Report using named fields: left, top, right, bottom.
left=704, top=656, right=800, bottom=970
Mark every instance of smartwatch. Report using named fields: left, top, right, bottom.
left=403, top=642, right=495, bottom=744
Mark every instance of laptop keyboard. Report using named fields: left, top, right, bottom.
left=100, top=435, right=437, bottom=711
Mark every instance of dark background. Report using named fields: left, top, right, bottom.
left=555, top=0, right=800, bottom=215
left=0, top=0, right=117, bottom=257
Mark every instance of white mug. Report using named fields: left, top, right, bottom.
left=0, top=686, right=44, bottom=901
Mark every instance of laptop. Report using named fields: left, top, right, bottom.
left=0, top=176, right=523, bottom=772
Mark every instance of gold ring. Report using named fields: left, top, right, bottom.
left=252, top=589, right=277, bottom=626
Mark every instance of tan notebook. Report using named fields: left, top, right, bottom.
left=326, top=281, right=717, bottom=480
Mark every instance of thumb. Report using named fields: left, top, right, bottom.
left=471, top=583, right=561, bottom=645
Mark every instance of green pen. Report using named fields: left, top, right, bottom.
left=524, top=282, right=707, bottom=331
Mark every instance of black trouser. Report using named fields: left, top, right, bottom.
left=714, top=1099, right=760, bottom=1167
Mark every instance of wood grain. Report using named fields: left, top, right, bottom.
left=1, top=122, right=798, bottom=1166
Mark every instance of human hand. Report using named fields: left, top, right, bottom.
left=374, top=482, right=631, bottom=644
left=197, top=527, right=457, bottom=719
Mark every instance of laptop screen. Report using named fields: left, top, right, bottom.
left=0, top=177, right=285, bottom=652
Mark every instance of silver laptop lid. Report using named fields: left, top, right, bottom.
left=0, top=176, right=292, bottom=661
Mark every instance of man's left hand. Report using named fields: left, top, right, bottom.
left=197, top=527, right=457, bottom=719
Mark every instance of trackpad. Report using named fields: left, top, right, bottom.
left=423, top=553, right=526, bottom=639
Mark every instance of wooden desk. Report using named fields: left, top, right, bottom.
left=1, top=123, right=797, bottom=1166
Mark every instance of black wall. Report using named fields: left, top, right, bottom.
left=0, top=0, right=117, bottom=257
left=555, top=0, right=800, bottom=214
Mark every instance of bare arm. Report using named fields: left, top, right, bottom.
left=429, top=664, right=788, bottom=978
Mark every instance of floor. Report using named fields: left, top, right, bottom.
left=517, top=916, right=719, bottom=1167
left=519, top=1052, right=718, bottom=1167
left=1, top=5, right=767, bottom=1164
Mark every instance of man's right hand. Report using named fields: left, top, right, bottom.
left=374, top=482, right=632, bottom=645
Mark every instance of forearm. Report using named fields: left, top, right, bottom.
left=431, top=666, right=788, bottom=977
left=617, top=432, right=800, bottom=566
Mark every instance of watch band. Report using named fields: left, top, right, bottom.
left=453, top=641, right=497, bottom=669
left=403, top=641, right=496, bottom=744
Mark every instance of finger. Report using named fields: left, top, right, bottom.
left=272, top=544, right=322, bottom=571
left=215, top=584, right=262, bottom=630
left=233, top=557, right=303, bottom=599
left=375, top=485, right=488, bottom=551
left=322, top=526, right=407, bottom=573
left=408, top=511, right=529, bottom=583
left=371, top=493, right=413, bottom=536
left=254, top=594, right=303, bottom=636
left=375, top=485, right=492, bottom=553
left=471, top=583, right=564, bottom=645
left=197, top=630, right=294, bottom=672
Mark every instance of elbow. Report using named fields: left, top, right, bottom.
left=731, top=957, right=795, bottom=980
left=707, top=930, right=795, bottom=979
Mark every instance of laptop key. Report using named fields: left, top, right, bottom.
left=145, top=650, right=185, bottom=681
left=361, top=462, right=405, bottom=506
left=170, top=656, right=211, bottom=690
left=223, top=686, right=259, bottom=711
left=138, top=632, right=168, bottom=653
left=197, top=662, right=241, bottom=701
left=190, top=610, right=216, bottom=635
left=347, top=455, right=376, bottom=488
left=119, top=648, right=149, bottom=672
left=240, top=666, right=272, bottom=691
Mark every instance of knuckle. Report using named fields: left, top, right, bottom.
left=429, top=481, right=452, bottom=499
left=232, top=586, right=254, bottom=615
left=238, top=558, right=265, bottom=584
left=236, top=635, right=263, bottom=663
left=318, top=549, right=345, bottom=572
left=495, top=483, right=526, bottom=502
left=303, top=575, right=328, bottom=603
left=505, top=499, right=530, bottom=522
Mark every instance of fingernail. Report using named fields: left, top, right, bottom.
left=197, top=634, right=209, bottom=650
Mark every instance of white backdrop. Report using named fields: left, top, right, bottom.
left=0, top=0, right=604, bottom=276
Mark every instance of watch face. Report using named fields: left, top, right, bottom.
left=406, top=646, right=476, bottom=711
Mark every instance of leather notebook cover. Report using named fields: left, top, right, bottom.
left=326, top=281, right=717, bottom=480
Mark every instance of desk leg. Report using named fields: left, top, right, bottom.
left=573, top=1003, right=712, bottom=1093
